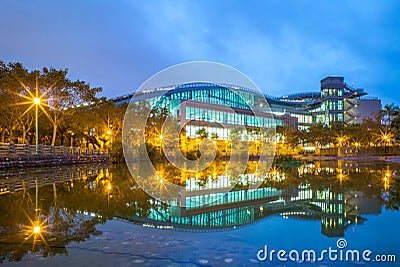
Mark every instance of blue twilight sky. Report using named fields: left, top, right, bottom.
left=0, top=0, right=399, bottom=105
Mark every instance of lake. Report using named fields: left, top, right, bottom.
left=0, top=159, right=399, bottom=266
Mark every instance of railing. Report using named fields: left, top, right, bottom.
left=0, top=165, right=107, bottom=195
left=0, top=143, right=108, bottom=155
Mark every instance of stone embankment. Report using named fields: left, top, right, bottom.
left=0, top=153, right=110, bottom=169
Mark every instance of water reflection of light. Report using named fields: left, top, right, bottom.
left=337, top=169, right=347, bottom=185
left=268, top=166, right=286, bottom=182
left=382, top=169, right=392, bottom=190
left=23, top=215, right=50, bottom=250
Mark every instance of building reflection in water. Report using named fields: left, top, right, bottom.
left=0, top=160, right=399, bottom=262
left=119, top=160, right=398, bottom=236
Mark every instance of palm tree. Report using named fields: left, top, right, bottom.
left=382, top=103, right=399, bottom=129
left=195, top=127, right=209, bottom=139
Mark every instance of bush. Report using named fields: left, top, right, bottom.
left=109, top=140, right=124, bottom=163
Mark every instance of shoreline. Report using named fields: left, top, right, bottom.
left=0, top=153, right=110, bottom=169
left=295, top=154, right=400, bottom=163
left=1, top=153, right=400, bottom=169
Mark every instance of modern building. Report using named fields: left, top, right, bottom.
left=114, top=76, right=381, bottom=136
left=264, top=76, right=382, bottom=129
left=118, top=82, right=279, bottom=140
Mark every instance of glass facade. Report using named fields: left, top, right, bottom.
left=113, top=76, right=377, bottom=130
left=145, top=83, right=276, bottom=139
left=322, top=88, right=344, bottom=97
left=185, top=106, right=274, bottom=127
left=291, top=113, right=312, bottom=124
left=326, top=100, right=344, bottom=111
left=158, top=83, right=260, bottom=110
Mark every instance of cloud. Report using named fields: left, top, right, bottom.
left=0, top=0, right=399, bottom=104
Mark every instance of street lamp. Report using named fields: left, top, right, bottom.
left=33, top=225, right=41, bottom=234
left=377, top=130, right=394, bottom=147
left=34, top=97, right=40, bottom=154
left=336, top=136, right=346, bottom=147
left=16, top=76, right=54, bottom=154
left=383, top=135, right=389, bottom=145
left=106, top=129, right=113, bottom=149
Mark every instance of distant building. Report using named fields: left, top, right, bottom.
left=266, top=76, right=382, bottom=129
left=113, top=76, right=382, bottom=134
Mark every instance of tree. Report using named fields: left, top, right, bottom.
left=0, top=88, right=20, bottom=142
left=41, top=67, right=102, bottom=145
left=306, top=123, right=331, bottom=148
left=0, top=61, right=102, bottom=146
left=361, top=117, right=383, bottom=146
left=0, top=62, right=37, bottom=143
left=382, top=103, right=399, bottom=129
left=344, top=124, right=363, bottom=147
left=281, top=126, right=301, bottom=149
left=196, top=127, right=209, bottom=139
left=391, top=116, right=400, bottom=143
left=67, top=99, right=126, bottom=146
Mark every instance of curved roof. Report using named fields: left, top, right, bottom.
left=112, top=82, right=323, bottom=108
left=112, top=82, right=264, bottom=103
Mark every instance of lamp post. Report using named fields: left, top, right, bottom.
left=32, top=86, right=41, bottom=231
left=106, top=183, right=112, bottom=207
left=107, top=129, right=112, bottom=148
left=34, top=96, right=40, bottom=154
left=17, top=75, right=54, bottom=153
left=383, top=134, right=389, bottom=146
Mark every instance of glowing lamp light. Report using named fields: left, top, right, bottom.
left=106, top=184, right=112, bottom=191
left=34, top=98, right=41, bottom=105
left=33, top=225, right=41, bottom=234
left=107, top=130, right=112, bottom=135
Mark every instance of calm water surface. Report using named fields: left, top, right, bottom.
left=0, top=160, right=399, bottom=266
